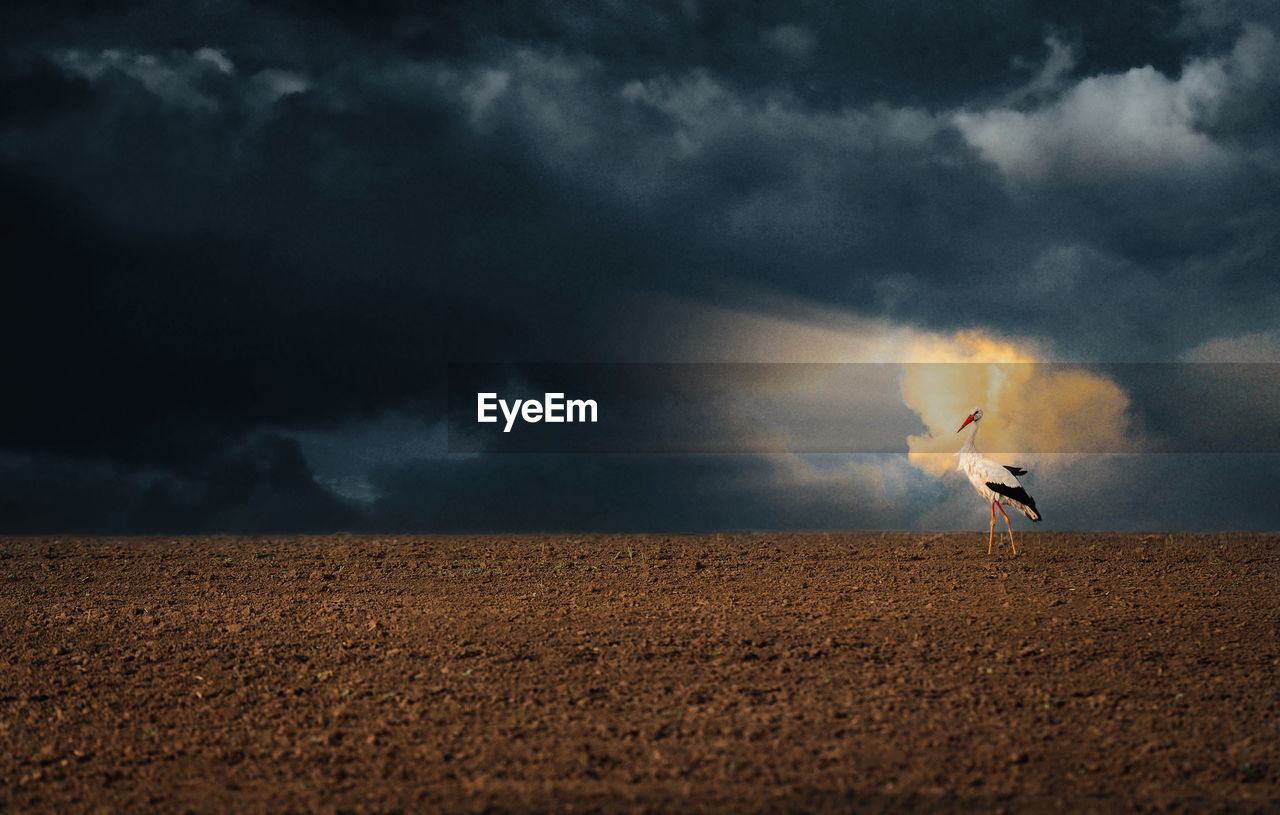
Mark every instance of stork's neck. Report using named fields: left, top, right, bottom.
left=959, top=420, right=980, bottom=454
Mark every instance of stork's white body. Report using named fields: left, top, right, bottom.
left=956, top=408, right=1040, bottom=554
left=956, top=447, right=1040, bottom=521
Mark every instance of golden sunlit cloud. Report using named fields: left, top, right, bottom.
left=631, top=295, right=1142, bottom=471
left=896, top=324, right=1139, bottom=474
left=903, top=362, right=1138, bottom=475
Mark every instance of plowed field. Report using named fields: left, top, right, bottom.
left=3, top=533, right=1277, bottom=813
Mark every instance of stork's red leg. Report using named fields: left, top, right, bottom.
left=996, top=503, right=1018, bottom=555
left=988, top=502, right=995, bottom=555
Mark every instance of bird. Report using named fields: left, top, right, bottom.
left=956, top=407, right=1041, bottom=555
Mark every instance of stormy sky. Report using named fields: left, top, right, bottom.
left=3, top=0, right=1279, bottom=533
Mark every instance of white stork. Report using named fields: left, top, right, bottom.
left=956, top=407, right=1041, bottom=555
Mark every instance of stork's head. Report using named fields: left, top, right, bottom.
left=957, top=407, right=983, bottom=432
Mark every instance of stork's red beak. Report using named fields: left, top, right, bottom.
left=957, top=414, right=975, bottom=433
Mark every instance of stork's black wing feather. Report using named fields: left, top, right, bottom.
left=1003, top=465, right=1027, bottom=476
left=986, top=481, right=1037, bottom=511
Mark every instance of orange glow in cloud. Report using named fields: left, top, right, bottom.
left=903, top=361, right=1137, bottom=475
left=898, top=330, right=1036, bottom=474
left=897, top=325, right=1138, bottom=474
left=636, top=296, right=1140, bottom=469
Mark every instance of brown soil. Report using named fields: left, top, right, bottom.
left=2, top=533, right=1277, bottom=813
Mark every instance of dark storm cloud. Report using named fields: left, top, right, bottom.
left=1022, top=454, right=1280, bottom=532
left=0, top=435, right=359, bottom=534
left=3, top=0, right=1279, bottom=531
left=0, top=42, right=616, bottom=468
left=349, top=447, right=1280, bottom=534
left=242, top=0, right=1200, bottom=107
left=0, top=55, right=92, bottom=122
left=917, top=452, right=1280, bottom=532
left=366, top=453, right=939, bottom=533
